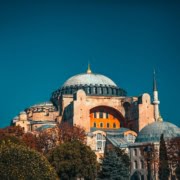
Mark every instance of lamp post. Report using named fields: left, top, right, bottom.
left=144, top=145, right=153, bottom=180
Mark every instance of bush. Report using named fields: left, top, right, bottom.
left=0, top=141, right=57, bottom=180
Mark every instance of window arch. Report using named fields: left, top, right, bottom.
left=94, top=112, right=97, bottom=118
left=134, top=161, right=138, bottom=169
left=113, top=123, right=116, bottom=128
left=141, top=160, right=144, bottom=169
left=106, top=87, right=109, bottom=94
left=95, top=87, right=98, bottom=94
left=107, top=123, right=110, bottom=128
left=134, top=149, right=137, bottom=156
left=94, top=122, right=96, bottom=127
left=99, top=111, right=103, bottom=118
left=100, top=122, right=103, bottom=128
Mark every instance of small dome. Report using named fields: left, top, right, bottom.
left=19, top=111, right=26, bottom=115
left=30, top=101, right=54, bottom=108
left=135, top=121, right=180, bottom=143
left=62, top=73, right=117, bottom=87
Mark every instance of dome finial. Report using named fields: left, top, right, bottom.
left=87, top=62, right=92, bottom=74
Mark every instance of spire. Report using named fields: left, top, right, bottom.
left=87, top=62, right=92, bottom=74
left=153, top=69, right=160, bottom=121
left=153, top=69, right=157, bottom=91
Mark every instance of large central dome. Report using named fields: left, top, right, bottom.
left=63, top=73, right=117, bottom=87
left=51, top=66, right=127, bottom=103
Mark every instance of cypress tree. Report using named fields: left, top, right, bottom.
left=159, top=134, right=170, bottom=180
left=99, top=148, right=130, bottom=180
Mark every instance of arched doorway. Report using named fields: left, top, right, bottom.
left=90, top=106, right=125, bottom=129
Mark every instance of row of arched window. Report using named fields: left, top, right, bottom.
left=134, top=160, right=144, bottom=169
left=52, top=86, right=126, bottom=97
left=93, top=112, right=109, bottom=119
left=93, top=122, right=117, bottom=128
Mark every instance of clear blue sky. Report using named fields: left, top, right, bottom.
left=0, top=0, right=179, bottom=128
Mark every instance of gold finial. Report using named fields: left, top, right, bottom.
left=87, top=62, right=92, bottom=74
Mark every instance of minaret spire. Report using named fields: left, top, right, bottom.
left=87, top=62, right=92, bottom=74
left=153, top=69, right=160, bottom=121
left=153, top=69, right=157, bottom=91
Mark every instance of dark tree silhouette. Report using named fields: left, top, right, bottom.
left=159, top=134, right=170, bottom=180
left=99, top=147, right=130, bottom=180
left=47, top=140, right=98, bottom=180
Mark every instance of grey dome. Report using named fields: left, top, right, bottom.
left=62, top=73, right=117, bottom=87
left=135, top=121, right=180, bottom=143
left=51, top=71, right=127, bottom=105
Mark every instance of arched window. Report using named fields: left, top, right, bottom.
left=106, top=112, right=109, bottom=118
left=106, top=87, right=109, bottom=94
left=134, top=149, right=137, bottom=156
left=107, top=123, right=110, bottom=128
left=113, top=123, right=116, bottom=128
left=95, top=87, right=98, bottom=94
left=87, top=87, right=90, bottom=94
left=94, top=112, right=97, bottom=118
left=99, top=87, right=102, bottom=94
left=134, top=161, right=138, bottom=169
left=99, top=111, right=103, bottom=118
left=141, top=160, right=144, bottom=169
left=94, top=122, right=96, bottom=128
left=96, top=133, right=106, bottom=152
left=100, top=122, right=103, bottom=128
left=126, top=134, right=135, bottom=143
left=111, top=88, right=114, bottom=95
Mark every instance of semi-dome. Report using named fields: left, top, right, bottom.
left=135, top=121, right=180, bottom=143
left=63, top=73, right=117, bottom=87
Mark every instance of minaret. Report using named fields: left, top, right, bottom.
left=87, top=63, right=92, bottom=74
left=153, top=70, right=160, bottom=121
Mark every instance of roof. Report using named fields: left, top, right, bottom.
left=135, top=121, right=180, bottom=143
left=107, top=136, right=128, bottom=148
left=62, top=73, right=117, bottom=87
left=35, top=124, right=56, bottom=131
left=91, top=127, right=130, bottom=134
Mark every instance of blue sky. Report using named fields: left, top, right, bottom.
left=0, top=0, right=180, bottom=127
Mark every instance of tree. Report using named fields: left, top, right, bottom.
left=0, top=141, right=57, bottom=180
left=99, top=147, right=130, bottom=180
left=22, top=132, right=41, bottom=151
left=59, top=123, right=86, bottom=143
left=166, top=137, right=180, bottom=179
left=47, top=140, right=98, bottom=180
left=140, top=143, right=159, bottom=179
left=175, top=164, right=180, bottom=180
left=36, top=128, right=59, bottom=154
left=2, top=125, right=24, bottom=137
left=0, top=134, right=25, bottom=146
left=159, top=134, right=170, bottom=180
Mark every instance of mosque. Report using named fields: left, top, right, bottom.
left=12, top=65, right=180, bottom=180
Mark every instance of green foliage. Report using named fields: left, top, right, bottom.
left=48, top=140, right=98, bottom=180
left=0, top=141, right=57, bottom=180
left=159, top=134, right=170, bottom=180
left=0, top=134, right=25, bottom=146
left=99, top=147, right=130, bottom=180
